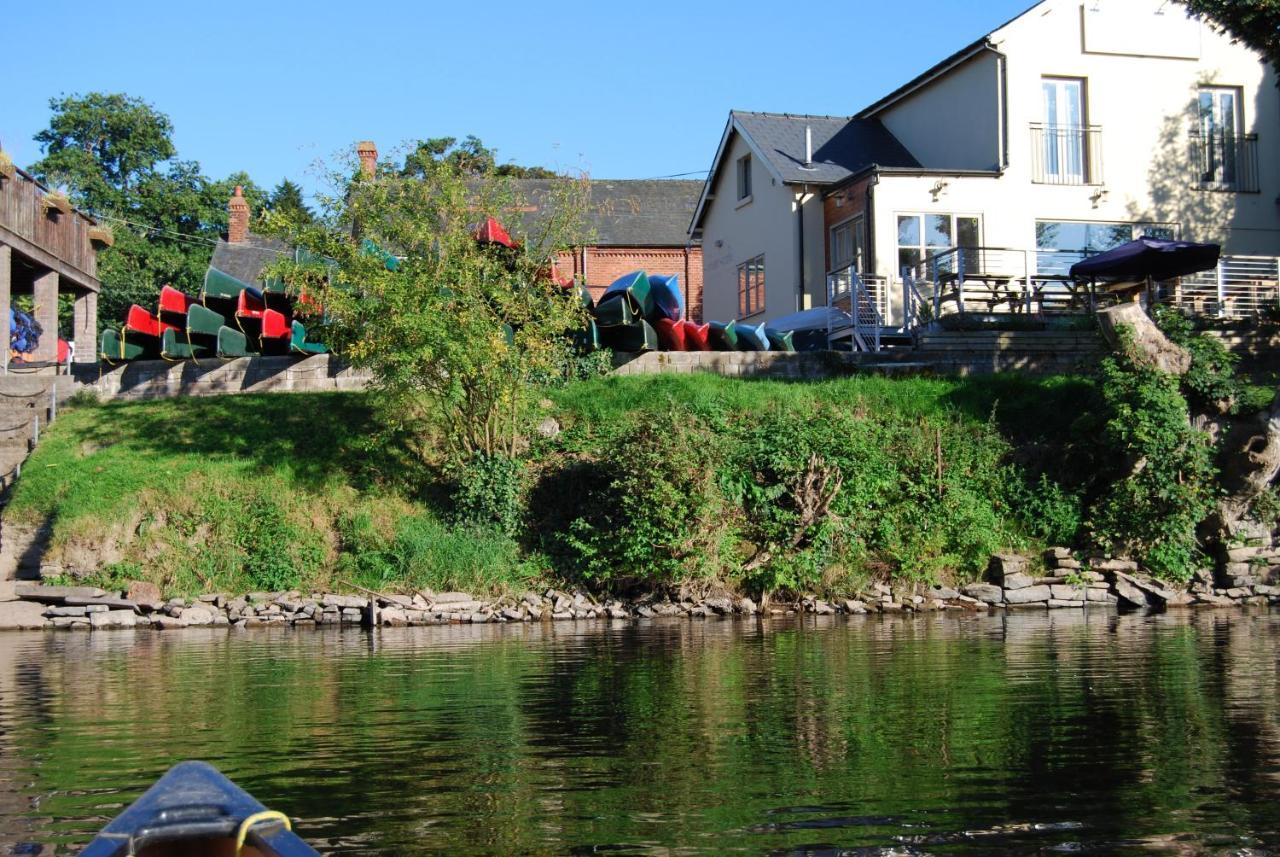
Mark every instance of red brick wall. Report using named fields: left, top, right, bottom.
left=558, top=245, right=705, bottom=322
left=823, top=177, right=872, bottom=272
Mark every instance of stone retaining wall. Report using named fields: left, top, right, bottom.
left=71, top=354, right=372, bottom=401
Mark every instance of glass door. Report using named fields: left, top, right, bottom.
left=1042, top=78, right=1085, bottom=183
left=1198, top=87, right=1240, bottom=185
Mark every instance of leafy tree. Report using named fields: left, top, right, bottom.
left=401, top=135, right=556, bottom=179
left=28, top=92, right=265, bottom=323
left=264, top=147, right=590, bottom=468
left=268, top=178, right=313, bottom=223
left=1178, top=1, right=1280, bottom=66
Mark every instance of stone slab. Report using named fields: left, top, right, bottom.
left=0, top=600, right=48, bottom=629
left=14, top=584, right=106, bottom=603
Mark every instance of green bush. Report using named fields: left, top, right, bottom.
left=1088, top=349, right=1218, bottom=581
left=1153, top=304, right=1241, bottom=412
left=450, top=454, right=525, bottom=537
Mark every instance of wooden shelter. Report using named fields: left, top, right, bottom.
left=0, top=163, right=102, bottom=366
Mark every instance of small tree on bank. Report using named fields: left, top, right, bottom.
left=263, top=148, right=591, bottom=471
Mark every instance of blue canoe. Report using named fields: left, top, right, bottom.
left=600, top=271, right=654, bottom=319
left=80, top=761, right=318, bottom=856
left=736, top=322, right=771, bottom=352
left=647, top=274, right=684, bottom=322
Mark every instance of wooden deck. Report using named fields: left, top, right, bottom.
left=0, top=168, right=99, bottom=291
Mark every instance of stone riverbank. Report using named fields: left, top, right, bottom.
left=1, top=548, right=1276, bottom=631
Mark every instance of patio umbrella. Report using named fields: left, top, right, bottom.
left=1069, top=235, right=1220, bottom=281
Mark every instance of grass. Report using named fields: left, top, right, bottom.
left=9, top=372, right=1099, bottom=598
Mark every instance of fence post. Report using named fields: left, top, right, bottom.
left=956, top=251, right=966, bottom=314
left=1216, top=260, right=1226, bottom=317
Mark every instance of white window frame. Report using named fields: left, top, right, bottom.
left=829, top=215, right=865, bottom=274
left=894, top=212, right=982, bottom=278
left=1197, top=85, right=1244, bottom=189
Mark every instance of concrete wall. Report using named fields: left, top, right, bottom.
left=878, top=50, right=1004, bottom=171
left=72, top=355, right=371, bottom=401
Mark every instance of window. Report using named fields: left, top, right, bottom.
left=1197, top=86, right=1243, bottom=187
left=736, top=155, right=752, bottom=202
left=830, top=216, right=865, bottom=272
left=1041, top=77, right=1086, bottom=183
left=896, top=214, right=980, bottom=277
left=738, top=254, right=765, bottom=317
left=1035, top=220, right=1177, bottom=274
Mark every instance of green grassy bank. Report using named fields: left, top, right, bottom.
left=8, top=373, right=1100, bottom=598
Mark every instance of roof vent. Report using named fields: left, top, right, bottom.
left=799, top=125, right=817, bottom=171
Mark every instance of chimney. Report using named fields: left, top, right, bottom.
left=804, top=125, right=813, bottom=167
left=227, top=185, right=250, bottom=243
left=357, top=140, right=378, bottom=180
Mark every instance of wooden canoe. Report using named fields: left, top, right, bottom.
left=708, top=320, right=738, bottom=351
left=654, top=317, right=686, bottom=351
left=599, top=319, right=658, bottom=353
left=647, top=274, right=684, bottom=322
left=79, top=761, right=319, bottom=857
left=680, top=320, right=712, bottom=351
left=290, top=321, right=328, bottom=355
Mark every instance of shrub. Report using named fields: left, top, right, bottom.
left=1153, top=304, right=1241, bottom=412
left=450, top=454, right=525, bottom=537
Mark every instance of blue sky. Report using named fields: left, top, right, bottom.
left=5, top=1, right=1032, bottom=200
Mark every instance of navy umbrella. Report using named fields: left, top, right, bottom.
left=1069, top=236, right=1220, bottom=281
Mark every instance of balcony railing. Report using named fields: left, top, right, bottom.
left=1191, top=131, right=1260, bottom=193
left=1029, top=124, right=1103, bottom=186
left=1157, top=256, right=1280, bottom=318
left=827, top=266, right=888, bottom=351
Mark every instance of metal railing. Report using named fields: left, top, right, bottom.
left=1157, top=256, right=1280, bottom=318
left=1029, top=124, right=1103, bottom=186
left=1191, top=131, right=1260, bottom=193
left=826, top=267, right=887, bottom=351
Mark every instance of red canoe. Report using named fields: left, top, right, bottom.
left=261, top=308, right=290, bottom=341
left=125, top=305, right=175, bottom=338
left=474, top=216, right=515, bottom=248
left=655, top=317, right=686, bottom=351
left=680, top=320, right=712, bottom=351
left=236, top=288, right=266, bottom=321
left=158, top=285, right=197, bottom=324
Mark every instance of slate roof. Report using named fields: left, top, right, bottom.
left=513, top=179, right=702, bottom=247
left=208, top=233, right=292, bottom=286
left=732, top=112, right=921, bottom=185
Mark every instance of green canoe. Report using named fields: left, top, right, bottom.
left=290, top=321, right=328, bottom=355
left=202, top=267, right=252, bottom=301
left=217, top=327, right=251, bottom=358
left=99, top=329, right=123, bottom=363
left=161, top=329, right=209, bottom=360
left=572, top=319, right=600, bottom=353
left=593, top=293, right=635, bottom=327
left=187, top=304, right=227, bottom=338
left=708, top=320, right=738, bottom=351
left=599, top=319, right=658, bottom=353
left=600, top=271, right=653, bottom=320
left=765, top=328, right=796, bottom=353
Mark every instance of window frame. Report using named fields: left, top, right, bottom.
left=1033, top=219, right=1178, bottom=274
left=737, top=254, right=765, bottom=318
left=1040, top=76, right=1090, bottom=183
left=1196, top=84, right=1246, bottom=190
left=894, top=212, right=982, bottom=278
left=736, top=154, right=753, bottom=204
left=828, top=214, right=865, bottom=274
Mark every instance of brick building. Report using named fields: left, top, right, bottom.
left=515, top=179, right=706, bottom=322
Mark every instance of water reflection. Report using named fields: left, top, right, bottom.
left=0, top=610, right=1276, bottom=855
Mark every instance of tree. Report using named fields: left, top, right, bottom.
left=1178, top=1, right=1280, bottom=66
left=28, top=92, right=265, bottom=323
left=263, top=147, right=590, bottom=469
left=267, top=179, right=313, bottom=224
left=401, top=135, right=556, bottom=179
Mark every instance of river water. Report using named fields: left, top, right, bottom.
left=2, top=609, right=1279, bottom=855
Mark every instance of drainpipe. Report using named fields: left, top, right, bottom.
left=796, top=187, right=806, bottom=313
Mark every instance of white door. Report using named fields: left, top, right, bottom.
left=1042, top=79, right=1084, bottom=182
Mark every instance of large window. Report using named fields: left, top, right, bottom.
left=896, top=213, right=980, bottom=276
left=1035, top=220, right=1176, bottom=274
left=1197, top=86, right=1243, bottom=187
left=1041, top=77, right=1086, bottom=183
left=738, top=254, right=765, bottom=317
left=736, top=155, right=752, bottom=202
left=830, top=216, right=865, bottom=272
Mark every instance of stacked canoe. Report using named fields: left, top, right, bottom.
left=585, top=270, right=796, bottom=354
left=100, top=256, right=328, bottom=364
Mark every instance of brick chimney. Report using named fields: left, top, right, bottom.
left=356, top=140, right=378, bottom=180
left=227, top=185, right=250, bottom=243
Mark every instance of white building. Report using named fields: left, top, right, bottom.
left=689, top=0, right=1280, bottom=343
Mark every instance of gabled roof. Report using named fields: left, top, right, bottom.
left=209, top=233, right=291, bottom=286
left=688, top=111, right=920, bottom=233
left=513, top=178, right=702, bottom=247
